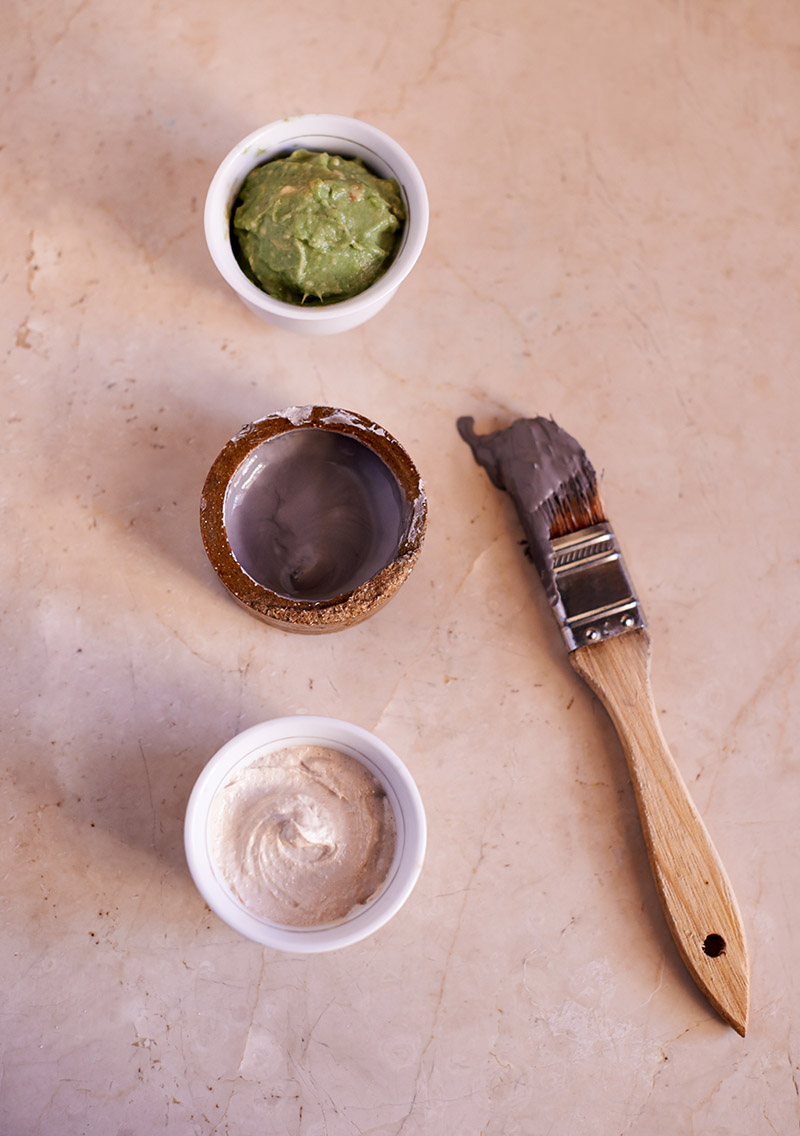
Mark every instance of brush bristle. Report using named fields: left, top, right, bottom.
left=544, top=474, right=607, bottom=539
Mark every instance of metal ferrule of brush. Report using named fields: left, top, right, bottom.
left=550, top=522, right=646, bottom=652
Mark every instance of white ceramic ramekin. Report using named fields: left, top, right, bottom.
left=184, top=717, right=426, bottom=952
left=204, top=114, right=429, bottom=334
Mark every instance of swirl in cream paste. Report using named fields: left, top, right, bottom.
left=208, top=744, right=397, bottom=926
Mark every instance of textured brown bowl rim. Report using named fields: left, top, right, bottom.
left=200, top=406, right=427, bottom=633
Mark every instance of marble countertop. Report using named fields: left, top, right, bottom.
left=3, top=1, right=799, bottom=1132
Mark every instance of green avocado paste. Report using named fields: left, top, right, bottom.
left=231, top=149, right=406, bottom=305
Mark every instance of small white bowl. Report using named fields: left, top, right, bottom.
left=184, top=717, right=427, bottom=952
left=204, top=114, right=429, bottom=335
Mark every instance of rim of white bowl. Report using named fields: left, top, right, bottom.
left=204, top=114, right=429, bottom=323
left=184, top=716, right=427, bottom=952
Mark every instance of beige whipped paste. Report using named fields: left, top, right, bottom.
left=208, top=744, right=397, bottom=926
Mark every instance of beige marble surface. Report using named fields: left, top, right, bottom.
left=3, top=0, right=799, bottom=1132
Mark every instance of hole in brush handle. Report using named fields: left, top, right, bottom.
left=703, top=933, right=727, bottom=957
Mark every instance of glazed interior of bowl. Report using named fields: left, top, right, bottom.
left=223, top=429, right=411, bottom=602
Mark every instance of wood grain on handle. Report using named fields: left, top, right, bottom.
left=570, top=628, right=750, bottom=1036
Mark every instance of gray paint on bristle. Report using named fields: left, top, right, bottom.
left=457, top=415, right=598, bottom=607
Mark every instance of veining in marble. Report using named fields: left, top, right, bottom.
left=2, top=0, right=800, bottom=1133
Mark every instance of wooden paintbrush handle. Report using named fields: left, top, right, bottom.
left=569, top=628, right=750, bottom=1035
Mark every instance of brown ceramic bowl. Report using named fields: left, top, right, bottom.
left=200, top=406, right=427, bottom=633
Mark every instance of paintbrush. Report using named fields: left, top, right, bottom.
left=457, top=414, right=750, bottom=1036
